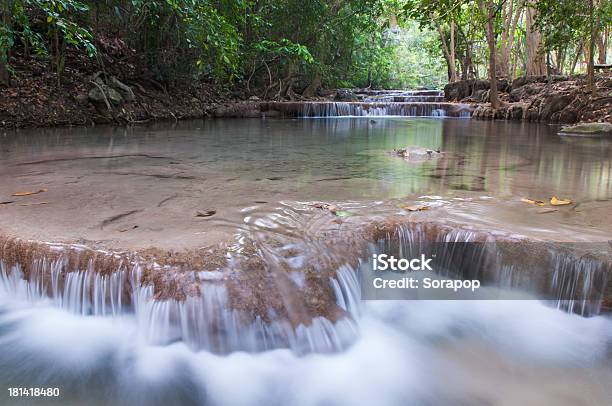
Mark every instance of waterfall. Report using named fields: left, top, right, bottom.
left=0, top=220, right=609, bottom=356
left=260, top=90, right=473, bottom=118
left=368, top=222, right=610, bottom=315
left=0, top=239, right=361, bottom=355
left=551, top=253, right=609, bottom=316
left=299, top=102, right=472, bottom=118
left=361, top=90, right=446, bottom=103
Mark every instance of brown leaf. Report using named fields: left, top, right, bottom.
left=537, top=208, right=558, bottom=214
left=12, top=188, right=48, bottom=197
left=402, top=204, right=429, bottom=212
left=196, top=210, right=216, bottom=218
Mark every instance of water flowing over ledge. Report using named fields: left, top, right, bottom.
left=262, top=101, right=473, bottom=118
left=1, top=213, right=610, bottom=355
left=213, top=90, right=474, bottom=118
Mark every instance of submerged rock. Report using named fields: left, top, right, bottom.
left=393, top=147, right=442, bottom=162
left=559, top=122, right=612, bottom=136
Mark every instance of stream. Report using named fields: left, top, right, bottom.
left=0, top=114, right=611, bottom=405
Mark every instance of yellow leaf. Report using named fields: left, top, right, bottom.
left=402, top=205, right=429, bottom=212
left=520, top=198, right=545, bottom=206
left=12, top=188, right=48, bottom=197
left=47, top=16, right=53, bottom=23
left=550, top=196, right=572, bottom=206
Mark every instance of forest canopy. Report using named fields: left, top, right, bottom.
left=0, top=0, right=610, bottom=96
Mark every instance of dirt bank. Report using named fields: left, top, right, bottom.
left=0, top=44, right=229, bottom=128
left=444, top=73, right=612, bottom=124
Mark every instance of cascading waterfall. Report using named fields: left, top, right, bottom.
left=361, top=90, right=445, bottom=103
left=368, top=222, right=610, bottom=315
left=0, top=240, right=362, bottom=355
left=300, top=101, right=471, bottom=118
left=0, top=220, right=609, bottom=358
left=262, top=90, right=473, bottom=118
left=551, top=252, right=609, bottom=316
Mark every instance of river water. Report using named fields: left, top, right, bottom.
left=0, top=117, right=611, bottom=405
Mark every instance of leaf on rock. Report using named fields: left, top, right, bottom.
left=333, top=210, right=354, bottom=217
left=520, top=198, right=545, bottom=206
left=12, top=188, right=48, bottom=197
left=550, top=196, right=572, bottom=206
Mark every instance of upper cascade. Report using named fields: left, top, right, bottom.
left=258, top=89, right=474, bottom=118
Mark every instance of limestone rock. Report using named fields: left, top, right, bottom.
left=393, top=147, right=442, bottom=162
left=108, top=76, right=136, bottom=102
left=559, top=122, right=612, bottom=136
left=88, top=85, right=123, bottom=106
left=334, top=89, right=358, bottom=102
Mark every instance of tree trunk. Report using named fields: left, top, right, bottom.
left=0, top=58, right=8, bottom=86
left=479, top=0, right=500, bottom=109
left=597, top=28, right=608, bottom=64
left=450, top=21, right=456, bottom=82
left=434, top=17, right=457, bottom=83
left=499, top=0, right=524, bottom=79
left=526, top=5, right=546, bottom=76
left=570, top=42, right=583, bottom=75
left=303, top=73, right=322, bottom=97
left=586, top=0, right=597, bottom=93
left=0, top=0, right=11, bottom=87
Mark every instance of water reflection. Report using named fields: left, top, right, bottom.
left=2, top=118, right=610, bottom=202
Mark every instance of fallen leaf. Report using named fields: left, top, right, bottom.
left=402, top=204, right=429, bottom=212
left=196, top=210, right=216, bottom=217
left=19, top=202, right=48, bottom=206
left=537, top=208, right=558, bottom=214
left=333, top=210, right=354, bottom=217
left=550, top=196, right=572, bottom=206
left=0, top=201, right=14, bottom=205
left=520, top=198, right=545, bottom=206
left=12, top=188, right=48, bottom=197
left=312, top=203, right=338, bottom=211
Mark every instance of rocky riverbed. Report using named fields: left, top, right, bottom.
left=445, top=73, right=612, bottom=124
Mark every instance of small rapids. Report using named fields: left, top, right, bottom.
left=0, top=205, right=611, bottom=405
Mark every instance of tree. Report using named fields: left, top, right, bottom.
left=498, top=0, right=524, bottom=78
left=526, top=2, right=546, bottom=76
left=535, top=0, right=612, bottom=92
left=478, top=0, right=500, bottom=108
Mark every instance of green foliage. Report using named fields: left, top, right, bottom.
left=33, top=0, right=96, bottom=56
left=384, top=22, right=447, bottom=88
